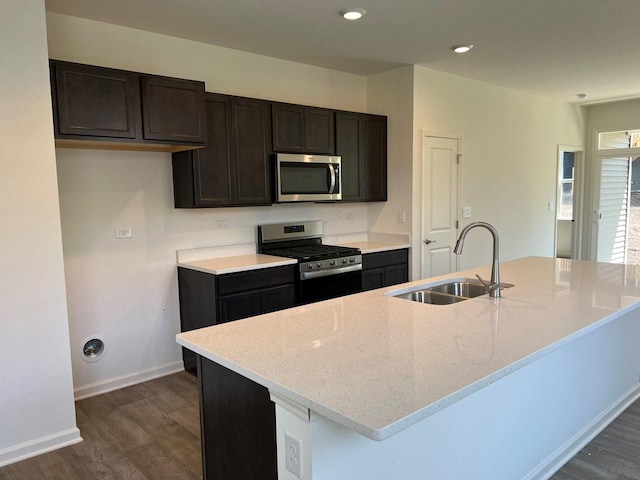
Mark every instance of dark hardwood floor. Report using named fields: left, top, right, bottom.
left=0, top=372, right=201, bottom=480
left=551, top=400, right=640, bottom=480
left=0, top=371, right=638, bottom=480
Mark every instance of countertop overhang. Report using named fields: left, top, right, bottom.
left=177, top=257, right=640, bottom=440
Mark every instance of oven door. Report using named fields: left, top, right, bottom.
left=298, top=266, right=362, bottom=304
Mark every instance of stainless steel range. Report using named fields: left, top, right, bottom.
left=258, top=221, right=362, bottom=304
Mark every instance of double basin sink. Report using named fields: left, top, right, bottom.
left=388, top=278, right=513, bottom=305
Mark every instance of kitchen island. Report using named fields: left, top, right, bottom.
left=177, top=257, right=640, bottom=480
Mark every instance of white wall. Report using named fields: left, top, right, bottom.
left=0, top=0, right=80, bottom=466
left=47, top=14, right=372, bottom=394
left=410, top=66, right=585, bottom=275
left=366, top=67, right=414, bottom=253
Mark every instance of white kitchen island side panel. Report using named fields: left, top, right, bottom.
left=273, top=307, right=640, bottom=480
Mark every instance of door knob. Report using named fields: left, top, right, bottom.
left=424, top=238, right=436, bottom=245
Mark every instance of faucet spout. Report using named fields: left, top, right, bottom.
left=454, top=222, right=501, bottom=298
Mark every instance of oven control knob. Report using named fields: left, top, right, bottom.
left=342, top=258, right=348, bottom=264
left=307, top=263, right=314, bottom=270
left=330, top=260, right=336, bottom=266
left=349, top=257, right=355, bottom=263
left=316, top=262, right=323, bottom=268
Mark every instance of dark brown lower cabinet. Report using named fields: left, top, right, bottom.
left=362, top=249, right=409, bottom=291
left=198, top=356, right=277, bottom=480
left=177, top=265, right=296, bottom=374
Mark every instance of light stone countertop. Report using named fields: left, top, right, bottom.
left=177, top=254, right=297, bottom=275
left=177, top=241, right=409, bottom=275
left=340, top=240, right=410, bottom=254
left=176, top=257, right=640, bottom=440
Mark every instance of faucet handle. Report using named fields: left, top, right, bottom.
left=475, top=274, right=499, bottom=291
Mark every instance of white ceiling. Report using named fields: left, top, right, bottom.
left=44, top=0, right=640, bottom=104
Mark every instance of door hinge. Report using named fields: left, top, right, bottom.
left=456, top=154, right=462, bottom=164
left=456, top=220, right=459, bottom=229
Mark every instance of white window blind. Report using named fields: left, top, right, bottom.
left=597, top=157, right=630, bottom=263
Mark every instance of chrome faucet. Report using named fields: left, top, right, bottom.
left=453, top=222, right=501, bottom=298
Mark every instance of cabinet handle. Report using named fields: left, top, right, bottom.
left=424, top=238, right=436, bottom=245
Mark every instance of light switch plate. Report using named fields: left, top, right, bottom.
left=462, top=207, right=472, bottom=218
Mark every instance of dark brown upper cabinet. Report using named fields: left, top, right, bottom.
left=336, top=112, right=387, bottom=202
left=172, top=93, right=273, bottom=208
left=140, top=75, right=206, bottom=143
left=50, top=60, right=206, bottom=152
left=271, top=103, right=335, bottom=154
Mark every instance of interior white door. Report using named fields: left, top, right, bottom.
left=596, top=156, right=631, bottom=263
left=421, top=136, right=459, bottom=278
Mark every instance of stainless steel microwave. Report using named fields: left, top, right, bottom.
left=275, top=153, right=342, bottom=202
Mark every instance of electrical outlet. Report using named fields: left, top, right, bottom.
left=115, top=227, right=132, bottom=239
left=397, top=211, right=406, bottom=224
left=215, top=220, right=229, bottom=229
left=285, top=433, right=301, bottom=478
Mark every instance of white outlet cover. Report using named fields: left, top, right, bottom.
left=115, top=227, right=132, bottom=239
left=462, top=207, right=472, bottom=218
left=285, top=433, right=301, bottom=478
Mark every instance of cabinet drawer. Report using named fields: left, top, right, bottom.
left=217, top=265, right=296, bottom=296
left=362, top=249, right=408, bottom=270
left=219, top=284, right=296, bottom=323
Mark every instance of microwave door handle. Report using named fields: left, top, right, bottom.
left=328, top=164, right=336, bottom=194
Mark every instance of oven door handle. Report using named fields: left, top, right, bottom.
left=328, top=164, right=336, bottom=194
left=300, top=264, right=362, bottom=280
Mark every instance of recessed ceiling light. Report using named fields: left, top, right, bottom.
left=576, top=93, right=588, bottom=99
left=451, top=44, right=474, bottom=53
left=340, top=8, right=366, bottom=20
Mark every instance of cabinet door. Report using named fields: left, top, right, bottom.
left=218, top=291, right=263, bottom=323
left=335, top=112, right=362, bottom=201
left=192, top=94, right=235, bottom=206
left=52, top=61, right=139, bottom=139
left=172, top=94, right=273, bottom=208
left=335, top=112, right=388, bottom=202
left=232, top=97, right=273, bottom=205
left=261, top=284, right=296, bottom=313
left=384, top=264, right=408, bottom=287
left=304, top=107, right=335, bottom=154
left=361, top=115, right=388, bottom=201
left=140, top=75, right=206, bottom=143
left=272, top=103, right=304, bottom=152
left=177, top=268, right=217, bottom=374
left=272, top=103, right=335, bottom=154
left=362, top=268, right=385, bottom=291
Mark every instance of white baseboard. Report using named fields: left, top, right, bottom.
left=73, top=361, right=185, bottom=401
left=0, top=427, right=82, bottom=468
left=525, top=384, right=640, bottom=480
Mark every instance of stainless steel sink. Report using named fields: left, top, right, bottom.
left=389, top=278, right=513, bottom=305
left=394, top=290, right=468, bottom=305
left=428, top=280, right=490, bottom=298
